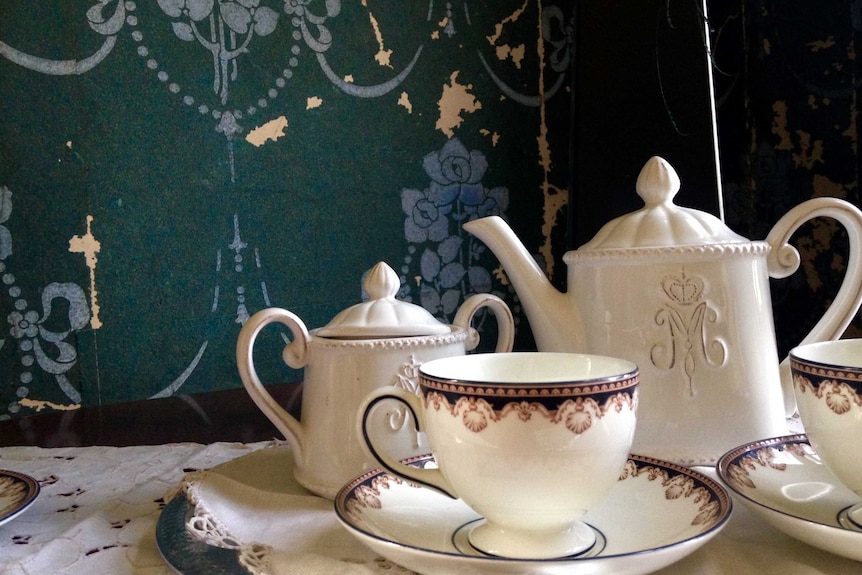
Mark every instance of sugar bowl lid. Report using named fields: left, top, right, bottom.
left=314, top=261, right=451, bottom=339
left=579, top=156, right=747, bottom=250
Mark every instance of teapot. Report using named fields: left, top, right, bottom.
left=463, top=156, right=862, bottom=464
left=236, top=261, right=514, bottom=498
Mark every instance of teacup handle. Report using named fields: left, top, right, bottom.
left=765, top=197, right=862, bottom=416
left=453, top=293, right=515, bottom=352
left=358, top=387, right=458, bottom=498
left=236, top=307, right=311, bottom=465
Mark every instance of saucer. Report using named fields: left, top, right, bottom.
left=156, top=492, right=243, bottom=575
left=0, top=469, right=40, bottom=527
left=716, top=434, right=862, bottom=562
left=334, top=453, right=732, bottom=575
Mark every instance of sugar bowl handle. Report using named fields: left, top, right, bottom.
left=236, top=307, right=311, bottom=466
left=453, top=293, right=515, bottom=352
left=358, top=387, right=457, bottom=498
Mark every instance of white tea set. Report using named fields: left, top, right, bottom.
left=236, top=156, right=862, bottom=572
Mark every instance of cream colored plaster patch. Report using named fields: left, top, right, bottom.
left=792, top=130, right=824, bottom=169
left=494, top=43, right=526, bottom=68
left=436, top=71, right=482, bottom=137
left=487, top=0, right=527, bottom=45
left=842, top=108, right=857, bottom=142
left=398, top=91, right=413, bottom=114
left=771, top=101, right=792, bottom=150
left=509, top=44, right=526, bottom=68
left=772, top=101, right=824, bottom=169
left=808, top=36, right=835, bottom=52
left=366, top=9, right=392, bottom=68
left=19, top=397, right=81, bottom=412
left=245, top=116, right=288, bottom=147
left=479, top=129, right=500, bottom=146
left=375, top=49, right=393, bottom=67
left=344, top=74, right=354, bottom=83
left=493, top=265, right=509, bottom=286
left=796, top=174, right=847, bottom=290
left=533, top=2, right=566, bottom=277
left=487, top=2, right=528, bottom=69
left=306, top=96, right=323, bottom=110
left=812, top=173, right=845, bottom=199
left=431, top=30, right=440, bottom=40
left=68, top=215, right=102, bottom=329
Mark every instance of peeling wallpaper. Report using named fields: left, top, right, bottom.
left=711, top=0, right=862, bottom=354
left=0, top=1, right=572, bottom=417
left=1, top=0, right=858, bottom=419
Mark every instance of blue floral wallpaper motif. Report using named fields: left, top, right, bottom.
left=400, top=138, right=514, bottom=326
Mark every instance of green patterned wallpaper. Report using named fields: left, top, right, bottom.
left=3, top=0, right=860, bottom=420
left=0, top=1, right=573, bottom=417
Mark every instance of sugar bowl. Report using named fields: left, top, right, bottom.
left=236, top=261, right=514, bottom=498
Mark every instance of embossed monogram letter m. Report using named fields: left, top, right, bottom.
left=651, top=269, right=726, bottom=396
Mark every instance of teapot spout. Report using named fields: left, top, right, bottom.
left=463, top=216, right=584, bottom=352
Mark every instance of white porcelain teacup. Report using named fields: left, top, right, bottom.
left=790, top=339, right=862, bottom=526
left=357, top=352, right=639, bottom=559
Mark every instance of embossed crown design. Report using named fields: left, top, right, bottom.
left=661, top=271, right=704, bottom=305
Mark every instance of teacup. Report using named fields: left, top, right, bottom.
left=790, top=339, right=862, bottom=525
left=357, top=352, right=639, bottom=559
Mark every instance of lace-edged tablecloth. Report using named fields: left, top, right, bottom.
left=0, top=442, right=275, bottom=575
left=0, top=441, right=404, bottom=575
left=1, top=431, right=861, bottom=575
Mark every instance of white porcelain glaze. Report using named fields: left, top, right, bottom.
left=335, top=453, right=732, bottom=575
left=358, top=352, right=638, bottom=559
left=464, top=156, right=862, bottom=465
left=790, top=340, right=862, bottom=502
left=717, top=434, right=862, bottom=562
left=236, top=262, right=514, bottom=499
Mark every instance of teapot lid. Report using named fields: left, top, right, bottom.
left=315, top=261, right=451, bottom=339
left=579, top=156, right=747, bottom=250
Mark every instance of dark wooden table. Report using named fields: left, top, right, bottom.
left=0, top=383, right=302, bottom=448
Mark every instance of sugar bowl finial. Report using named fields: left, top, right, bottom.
left=363, top=261, right=400, bottom=300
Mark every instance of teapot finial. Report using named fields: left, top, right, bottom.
left=580, top=156, right=746, bottom=250
left=636, top=156, right=680, bottom=207
left=364, top=261, right=400, bottom=300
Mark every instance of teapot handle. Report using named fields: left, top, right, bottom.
left=453, top=293, right=515, bottom=352
left=765, top=197, right=862, bottom=416
left=236, top=307, right=311, bottom=464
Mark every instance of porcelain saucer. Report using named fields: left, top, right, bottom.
left=334, top=453, right=732, bottom=575
left=0, top=469, right=40, bottom=527
left=716, top=434, right=862, bottom=562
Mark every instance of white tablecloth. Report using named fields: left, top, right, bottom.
left=0, top=440, right=860, bottom=574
